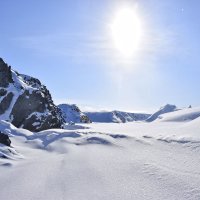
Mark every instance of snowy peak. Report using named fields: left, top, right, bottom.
left=146, top=104, right=178, bottom=122
left=158, top=106, right=200, bottom=122
left=0, top=58, right=65, bottom=131
left=19, top=74, right=42, bottom=89
left=58, top=104, right=91, bottom=123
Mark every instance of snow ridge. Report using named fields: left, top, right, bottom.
left=146, top=104, right=178, bottom=122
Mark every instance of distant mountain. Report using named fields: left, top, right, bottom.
left=157, top=106, right=200, bottom=122
left=84, top=110, right=150, bottom=123
left=146, top=104, right=178, bottom=122
left=0, top=58, right=65, bottom=131
left=58, top=104, right=91, bottom=123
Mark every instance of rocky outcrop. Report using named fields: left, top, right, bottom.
left=0, top=58, right=65, bottom=131
left=58, top=104, right=91, bottom=123
left=0, top=58, right=13, bottom=87
left=0, top=132, right=11, bottom=146
left=0, top=92, right=14, bottom=115
left=0, top=89, right=7, bottom=96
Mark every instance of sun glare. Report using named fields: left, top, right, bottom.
left=111, top=7, right=142, bottom=57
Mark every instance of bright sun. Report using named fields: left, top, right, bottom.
left=111, top=7, right=142, bottom=57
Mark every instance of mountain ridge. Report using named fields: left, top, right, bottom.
left=0, top=58, right=65, bottom=131
left=84, top=110, right=150, bottom=123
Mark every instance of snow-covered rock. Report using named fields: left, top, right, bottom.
left=84, top=110, right=150, bottom=123
left=0, top=58, right=65, bottom=131
left=58, top=104, right=91, bottom=123
left=158, top=107, right=200, bottom=122
left=146, top=104, right=178, bottom=122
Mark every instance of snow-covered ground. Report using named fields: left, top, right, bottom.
left=1, top=108, right=200, bottom=200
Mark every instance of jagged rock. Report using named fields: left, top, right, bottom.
left=0, top=58, right=13, bottom=87
left=0, top=89, right=7, bottom=96
left=11, top=90, right=48, bottom=128
left=58, top=104, right=91, bottom=123
left=0, top=132, right=11, bottom=146
left=0, top=58, right=65, bottom=131
left=0, top=92, right=14, bottom=115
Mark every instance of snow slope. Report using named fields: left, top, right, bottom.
left=1, top=107, right=200, bottom=200
left=158, top=106, right=200, bottom=122
left=146, top=104, right=178, bottom=122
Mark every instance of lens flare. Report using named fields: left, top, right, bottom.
left=111, top=7, right=142, bottom=56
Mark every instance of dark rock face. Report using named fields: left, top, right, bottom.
left=0, top=58, right=65, bottom=132
left=0, top=89, right=7, bottom=96
left=0, top=58, right=13, bottom=87
left=0, top=133, right=11, bottom=146
left=80, top=115, right=91, bottom=123
left=11, top=89, right=64, bottom=131
left=0, top=92, right=14, bottom=115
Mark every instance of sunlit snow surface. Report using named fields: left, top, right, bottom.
left=1, top=107, right=200, bottom=200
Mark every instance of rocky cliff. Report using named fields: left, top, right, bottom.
left=0, top=58, right=65, bottom=131
left=58, top=104, right=91, bottom=123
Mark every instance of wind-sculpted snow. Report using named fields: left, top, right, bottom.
left=0, top=144, right=23, bottom=160
left=1, top=118, right=200, bottom=200
left=0, top=120, right=128, bottom=152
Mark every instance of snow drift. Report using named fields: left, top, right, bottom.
left=1, top=116, right=200, bottom=200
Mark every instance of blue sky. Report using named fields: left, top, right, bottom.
left=0, top=0, right=200, bottom=112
